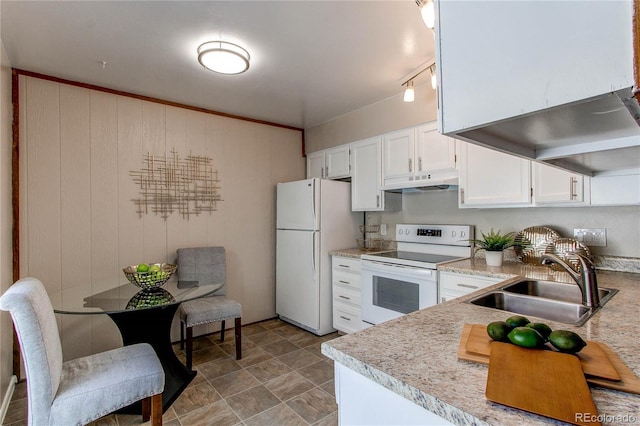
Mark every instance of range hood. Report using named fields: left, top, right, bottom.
left=449, top=88, right=640, bottom=176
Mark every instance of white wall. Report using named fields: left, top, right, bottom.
left=18, top=75, right=305, bottom=360
left=0, top=40, right=14, bottom=405
left=304, top=82, right=436, bottom=153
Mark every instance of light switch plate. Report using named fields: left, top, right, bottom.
left=573, top=228, right=606, bottom=247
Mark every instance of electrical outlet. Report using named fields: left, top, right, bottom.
left=380, top=224, right=387, bottom=236
left=573, top=228, right=607, bottom=247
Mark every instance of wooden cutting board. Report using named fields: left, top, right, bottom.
left=486, top=342, right=601, bottom=426
left=465, top=323, right=620, bottom=381
left=457, top=324, right=640, bottom=394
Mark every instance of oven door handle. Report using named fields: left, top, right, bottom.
left=361, top=260, right=434, bottom=277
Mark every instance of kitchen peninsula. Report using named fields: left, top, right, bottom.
left=322, top=260, right=640, bottom=425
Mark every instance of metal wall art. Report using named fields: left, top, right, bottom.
left=130, top=150, right=222, bottom=219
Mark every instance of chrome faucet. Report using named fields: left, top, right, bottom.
left=540, top=253, right=600, bottom=308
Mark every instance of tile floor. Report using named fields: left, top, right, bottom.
left=3, top=319, right=340, bottom=426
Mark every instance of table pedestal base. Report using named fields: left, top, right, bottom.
left=107, top=304, right=195, bottom=413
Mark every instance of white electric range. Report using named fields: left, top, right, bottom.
left=360, top=224, right=474, bottom=325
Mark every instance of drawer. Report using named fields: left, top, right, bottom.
left=333, top=303, right=362, bottom=334
left=333, top=284, right=361, bottom=308
left=439, top=272, right=502, bottom=294
left=332, top=269, right=361, bottom=289
left=332, top=257, right=361, bottom=273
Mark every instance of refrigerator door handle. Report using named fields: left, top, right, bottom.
left=312, top=180, right=317, bottom=225
left=312, top=232, right=317, bottom=276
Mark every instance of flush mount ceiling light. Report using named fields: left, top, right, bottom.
left=416, top=0, right=435, bottom=29
left=197, top=41, right=250, bottom=75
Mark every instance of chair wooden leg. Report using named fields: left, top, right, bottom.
left=235, top=317, right=242, bottom=360
left=142, top=394, right=162, bottom=424
left=142, top=396, right=150, bottom=421
left=220, top=320, right=226, bottom=341
left=186, top=326, right=193, bottom=370
left=151, top=393, right=163, bottom=426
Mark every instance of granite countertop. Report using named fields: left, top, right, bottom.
left=322, top=259, right=640, bottom=426
left=329, top=246, right=396, bottom=259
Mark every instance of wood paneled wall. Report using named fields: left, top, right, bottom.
left=18, top=75, right=304, bottom=360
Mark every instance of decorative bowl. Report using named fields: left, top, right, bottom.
left=122, top=263, right=177, bottom=289
left=514, top=226, right=561, bottom=265
left=126, top=288, right=176, bottom=309
left=543, top=238, right=593, bottom=272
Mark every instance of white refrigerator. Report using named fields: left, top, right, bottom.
left=276, top=178, right=362, bottom=335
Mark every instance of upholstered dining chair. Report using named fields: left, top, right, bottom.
left=0, top=277, right=165, bottom=426
left=177, top=247, right=242, bottom=369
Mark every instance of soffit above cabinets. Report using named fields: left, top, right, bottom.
left=453, top=90, right=640, bottom=176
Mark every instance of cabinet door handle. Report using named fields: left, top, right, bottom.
left=376, top=195, right=380, bottom=208
left=338, top=265, right=350, bottom=268
left=339, top=295, right=351, bottom=300
left=418, top=157, right=423, bottom=171
left=460, top=188, right=465, bottom=205
left=321, top=166, right=324, bottom=179
left=325, top=166, right=329, bottom=178
left=456, top=283, right=478, bottom=289
left=408, top=158, right=413, bottom=172
left=339, top=280, right=350, bottom=284
left=570, top=177, right=578, bottom=200
left=340, top=316, right=351, bottom=321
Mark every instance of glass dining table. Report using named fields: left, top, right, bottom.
left=53, top=278, right=223, bottom=413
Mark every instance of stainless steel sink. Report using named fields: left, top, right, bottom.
left=500, top=280, right=618, bottom=306
left=468, top=291, right=593, bottom=325
left=467, top=280, right=618, bottom=326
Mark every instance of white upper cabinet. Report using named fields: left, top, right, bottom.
left=306, top=145, right=350, bottom=180
left=415, top=123, right=457, bottom=180
left=351, top=137, right=401, bottom=212
left=382, top=122, right=457, bottom=189
left=306, top=151, right=325, bottom=179
left=458, top=142, right=531, bottom=208
left=382, top=128, right=414, bottom=185
left=434, top=1, right=639, bottom=176
left=435, top=1, right=635, bottom=134
left=532, top=162, right=587, bottom=205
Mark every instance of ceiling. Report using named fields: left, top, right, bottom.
left=1, top=1, right=434, bottom=129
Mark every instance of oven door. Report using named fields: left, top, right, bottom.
left=361, top=259, right=438, bottom=326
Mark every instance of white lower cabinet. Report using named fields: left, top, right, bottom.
left=438, top=271, right=502, bottom=303
left=334, top=363, right=454, bottom=425
left=331, top=256, right=364, bottom=334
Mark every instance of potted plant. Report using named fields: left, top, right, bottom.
left=470, top=229, right=517, bottom=267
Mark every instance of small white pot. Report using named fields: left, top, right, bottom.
left=485, top=251, right=504, bottom=267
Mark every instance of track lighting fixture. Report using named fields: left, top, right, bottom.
left=404, top=80, right=415, bottom=103
left=415, top=0, right=435, bottom=29
left=401, top=61, right=436, bottom=103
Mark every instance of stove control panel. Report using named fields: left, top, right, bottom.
left=417, top=228, right=442, bottom=237
left=396, top=224, right=474, bottom=246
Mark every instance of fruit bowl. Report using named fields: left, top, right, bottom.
left=126, top=288, right=176, bottom=309
left=122, top=263, right=177, bottom=289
